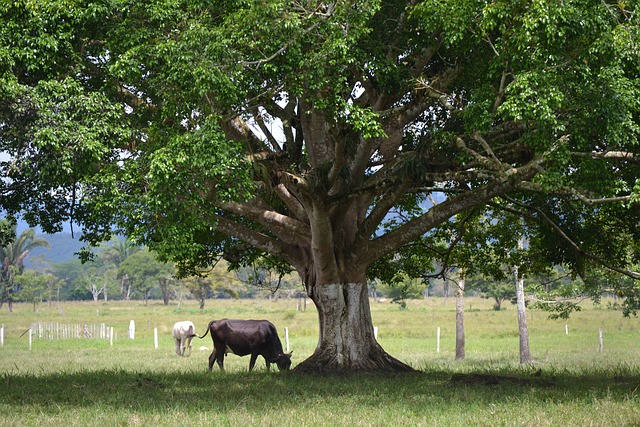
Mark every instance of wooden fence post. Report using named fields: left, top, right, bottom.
left=598, top=327, right=604, bottom=353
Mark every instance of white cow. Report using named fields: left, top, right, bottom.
left=172, top=321, right=198, bottom=356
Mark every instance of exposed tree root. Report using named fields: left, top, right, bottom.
left=293, top=347, right=415, bottom=374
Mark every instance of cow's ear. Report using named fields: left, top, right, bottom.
left=287, top=351, right=293, bottom=356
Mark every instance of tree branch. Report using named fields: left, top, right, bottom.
left=570, top=150, right=637, bottom=161
left=219, top=200, right=311, bottom=243
left=517, top=182, right=634, bottom=205
left=215, top=216, right=298, bottom=266
left=497, top=197, right=640, bottom=280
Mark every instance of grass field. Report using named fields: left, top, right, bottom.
left=1, top=297, right=639, bottom=426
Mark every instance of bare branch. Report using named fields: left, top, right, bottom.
left=570, top=150, right=637, bottom=161
left=493, top=67, right=510, bottom=114
left=414, top=78, right=455, bottom=111
left=517, top=182, right=634, bottom=205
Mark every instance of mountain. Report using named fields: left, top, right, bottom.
left=14, top=219, right=86, bottom=266
left=28, top=232, right=86, bottom=265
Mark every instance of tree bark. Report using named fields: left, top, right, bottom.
left=294, top=282, right=414, bottom=373
left=455, top=274, right=466, bottom=360
left=514, top=242, right=532, bottom=364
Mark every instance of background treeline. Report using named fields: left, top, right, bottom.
left=3, top=225, right=633, bottom=313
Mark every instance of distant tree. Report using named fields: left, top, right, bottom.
left=378, top=275, right=424, bottom=309
left=119, top=248, right=172, bottom=304
left=100, top=238, right=140, bottom=300
left=14, top=270, right=52, bottom=311
left=184, top=260, right=244, bottom=309
left=156, top=276, right=179, bottom=306
left=80, top=267, right=111, bottom=303
left=1, top=227, right=50, bottom=311
left=182, top=276, right=212, bottom=310
left=467, top=271, right=516, bottom=311
left=51, top=258, right=86, bottom=301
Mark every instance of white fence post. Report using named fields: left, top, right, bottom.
left=28, top=328, right=32, bottom=351
left=284, top=327, right=289, bottom=352
left=110, top=327, right=114, bottom=347
left=374, top=326, right=378, bottom=340
left=0, top=324, right=4, bottom=347
left=128, top=320, right=135, bottom=339
left=565, top=324, right=569, bottom=335
left=154, top=328, right=158, bottom=349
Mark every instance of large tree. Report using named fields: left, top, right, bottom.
left=1, top=1, right=639, bottom=372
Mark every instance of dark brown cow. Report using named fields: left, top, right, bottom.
left=200, top=319, right=292, bottom=372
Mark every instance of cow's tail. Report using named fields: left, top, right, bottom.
left=188, top=324, right=199, bottom=339
left=198, top=320, right=215, bottom=340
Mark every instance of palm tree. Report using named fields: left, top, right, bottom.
left=0, top=227, right=50, bottom=312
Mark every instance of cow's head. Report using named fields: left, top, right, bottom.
left=275, top=351, right=293, bottom=371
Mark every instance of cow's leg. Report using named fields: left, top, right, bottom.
left=175, top=338, right=182, bottom=356
left=249, top=353, right=259, bottom=372
left=216, top=349, right=225, bottom=370
left=186, top=337, right=193, bottom=357
left=208, top=348, right=217, bottom=371
left=265, top=359, right=271, bottom=372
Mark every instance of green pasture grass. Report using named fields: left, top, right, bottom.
left=1, top=297, right=639, bottom=426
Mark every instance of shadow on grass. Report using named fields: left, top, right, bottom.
left=1, top=367, right=639, bottom=415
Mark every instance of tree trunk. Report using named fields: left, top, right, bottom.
left=455, top=274, right=465, bottom=360
left=294, top=282, right=413, bottom=373
left=515, top=264, right=532, bottom=364
left=160, top=278, right=170, bottom=305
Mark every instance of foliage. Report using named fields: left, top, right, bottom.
left=0, top=217, right=16, bottom=247
left=466, top=271, right=515, bottom=311
left=378, top=274, right=425, bottom=309
left=0, top=226, right=50, bottom=310
left=2, top=0, right=640, bottom=371
left=12, top=269, right=54, bottom=310
left=118, top=248, right=173, bottom=304
left=531, top=265, right=640, bottom=318
left=1, top=0, right=637, bottom=277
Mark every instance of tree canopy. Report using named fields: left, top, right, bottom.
left=1, top=0, right=639, bottom=372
